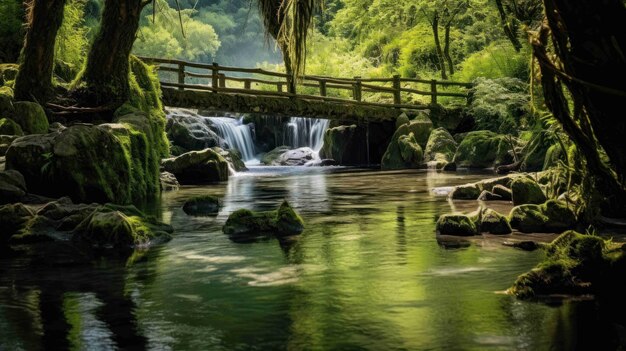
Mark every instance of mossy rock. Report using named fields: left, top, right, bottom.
left=541, top=200, right=577, bottom=232
left=511, top=177, right=546, bottom=206
left=13, top=101, right=49, bottom=134
left=510, top=231, right=607, bottom=298
left=162, top=148, right=230, bottom=184
left=381, top=129, right=423, bottom=170
left=0, top=87, right=15, bottom=117
left=319, top=125, right=364, bottom=165
left=508, top=204, right=549, bottom=233
left=0, top=203, right=35, bottom=240
left=492, top=185, right=512, bottom=201
left=223, top=201, right=304, bottom=240
left=73, top=205, right=173, bottom=249
left=480, top=209, right=512, bottom=234
left=0, top=118, right=22, bottom=136
left=261, top=146, right=291, bottom=165
left=449, top=184, right=482, bottom=200
left=183, top=195, right=220, bottom=216
left=404, top=119, right=433, bottom=148
left=212, top=147, right=247, bottom=172
left=424, top=127, right=458, bottom=163
left=436, top=214, right=478, bottom=236
left=160, top=171, right=179, bottom=191
left=452, top=130, right=512, bottom=169
left=395, top=112, right=410, bottom=129
left=0, top=64, right=19, bottom=84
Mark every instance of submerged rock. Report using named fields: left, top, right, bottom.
left=452, top=130, right=513, bottom=168
left=161, top=148, right=229, bottom=184
left=183, top=195, right=220, bottom=216
left=511, top=177, right=546, bottom=206
left=223, top=201, right=304, bottom=240
left=436, top=214, right=478, bottom=236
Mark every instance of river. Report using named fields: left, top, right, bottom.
left=0, top=166, right=613, bottom=350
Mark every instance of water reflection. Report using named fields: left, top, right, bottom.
left=2, top=168, right=624, bottom=349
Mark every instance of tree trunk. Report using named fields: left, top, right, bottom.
left=535, top=0, right=626, bottom=215
left=78, top=0, right=148, bottom=105
left=431, top=11, right=447, bottom=80
left=13, top=0, right=67, bottom=103
left=495, top=0, right=522, bottom=51
left=443, top=25, right=454, bottom=75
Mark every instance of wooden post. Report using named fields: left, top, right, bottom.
left=392, top=75, right=401, bottom=105
left=211, top=63, right=219, bottom=92
left=277, top=82, right=283, bottom=93
left=287, top=77, right=296, bottom=96
left=430, top=79, right=438, bottom=104
left=219, top=74, right=226, bottom=88
left=177, top=62, right=185, bottom=90
left=353, top=76, right=362, bottom=102
left=244, top=79, right=251, bottom=90
left=319, top=80, right=327, bottom=97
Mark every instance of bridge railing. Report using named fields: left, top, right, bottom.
left=138, top=56, right=473, bottom=109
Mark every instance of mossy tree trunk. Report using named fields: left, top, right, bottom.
left=494, top=0, right=522, bottom=51
left=431, top=11, right=448, bottom=80
left=533, top=0, right=626, bottom=215
left=443, top=25, right=454, bottom=75
left=13, top=0, right=67, bottom=103
left=78, top=0, right=150, bottom=106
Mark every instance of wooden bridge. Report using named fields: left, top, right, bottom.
left=139, top=57, right=473, bottom=122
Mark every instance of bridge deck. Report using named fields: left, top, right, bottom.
left=141, top=56, right=472, bottom=122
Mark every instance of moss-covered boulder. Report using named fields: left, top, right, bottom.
left=449, top=184, right=482, bottom=200
left=0, top=118, right=23, bottom=136
left=395, top=113, right=410, bottom=129
left=0, top=203, right=35, bottom=240
left=0, top=169, right=26, bottom=204
left=404, top=119, right=433, bottom=148
left=480, top=209, right=512, bottom=234
left=424, top=127, right=458, bottom=165
left=166, top=112, right=222, bottom=151
left=509, top=231, right=608, bottom=298
left=72, top=205, right=173, bottom=249
left=162, top=148, right=229, bottom=184
left=183, top=195, right=220, bottom=216
left=0, top=86, right=15, bottom=117
left=212, top=147, right=247, bottom=172
left=381, top=131, right=423, bottom=170
left=508, top=200, right=576, bottom=233
left=223, top=201, right=304, bottom=240
left=12, top=101, right=49, bottom=134
left=452, top=130, right=512, bottom=168
left=511, top=177, right=546, bottom=206
left=436, top=214, right=478, bottom=236
left=492, top=185, right=512, bottom=201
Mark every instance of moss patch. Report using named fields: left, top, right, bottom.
left=436, top=214, right=478, bottom=236
left=452, top=130, right=513, bottom=168
left=223, top=200, right=305, bottom=240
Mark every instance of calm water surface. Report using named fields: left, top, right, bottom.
left=0, top=168, right=614, bottom=350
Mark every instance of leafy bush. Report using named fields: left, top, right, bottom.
left=456, top=41, right=530, bottom=81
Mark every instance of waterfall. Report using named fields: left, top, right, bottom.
left=283, top=117, right=330, bottom=152
left=208, top=117, right=257, bottom=162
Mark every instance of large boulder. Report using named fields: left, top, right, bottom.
left=12, top=101, right=49, bottom=134
left=166, top=111, right=224, bottom=151
left=508, top=200, right=576, bottom=233
left=402, top=118, right=433, bottom=148
left=223, top=201, right=304, bottom=241
left=0, top=118, right=23, bottom=136
left=262, top=146, right=316, bottom=166
left=381, top=129, right=423, bottom=170
left=0, top=169, right=26, bottom=204
left=449, top=184, right=482, bottom=200
left=212, top=147, right=247, bottom=172
left=452, top=130, right=512, bottom=168
left=511, top=177, right=546, bottom=206
left=161, top=148, right=229, bottom=184
left=424, top=127, right=457, bottom=165
left=436, top=214, right=478, bottom=236
left=480, top=209, right=512, bottom=234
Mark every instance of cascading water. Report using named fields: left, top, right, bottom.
left=208, top=117, right=257, bottom=163
left=283, top=117, right=330, bottom=152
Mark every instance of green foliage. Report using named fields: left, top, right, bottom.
left=456, top=41, right=530, bottom=81
left=467, top=77, right=531, bottom=134
left=134, top=0, right=221, bottom=62
left=55, top=0, right=89, bottom=72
